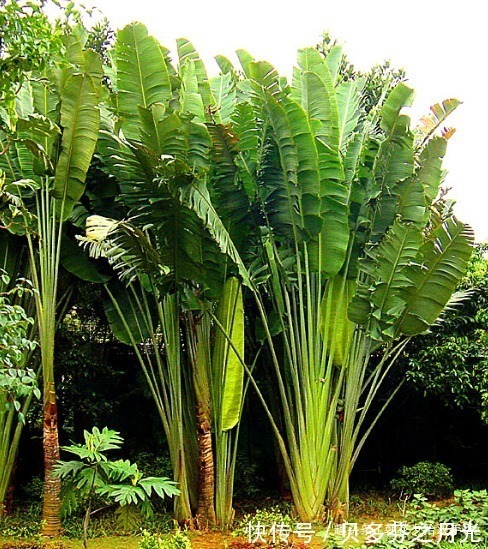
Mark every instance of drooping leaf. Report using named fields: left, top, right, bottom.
left=417, top=136, right=447, bottom=203
left=399, top=217, right=474, bottom=336
left=350, top=220, right=422, bottom=341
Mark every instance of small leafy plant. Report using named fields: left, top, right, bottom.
left=232, top=504, right=295, bottom=539
left=390, top=461, right=454, bottom=499
left=407, top=489, right=488, bottom=541
left=139, top=529, right=192, bottom=549
left=54, top=427, right=179, bottom=549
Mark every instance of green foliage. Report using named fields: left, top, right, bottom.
left=390, top=462, right=454, bottom=499
left=0, top=503, right=42, bottom=539
left=0, top=271, right=36, bottom=374
left=54, top=427, right=179, bottom=542
left=232, top=505, right=294, bottom=537
left=317, top=32, right=406, bottom=114
left=407, top=490, right=488, bottom=542
left=0, top=0, right=62, bottom=104
left=130, top=452, right=173, bottom=480
left=233, top=455, right=264, bottom=499
left=139, top=530, right=192, bottom=549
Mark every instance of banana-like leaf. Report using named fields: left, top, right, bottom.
left=210, top=73, right=236, bottom=124
left=215, top=54, right=236, bottom=76
left=207, top=122, right=251, bottom=251
left=350, top=220, right=422, bottom=340
left=184, top=118, right=212, bottom=170
left=235, top=49, right=255, bottom=79
left=292, top=49, right=340, bottom=152
left=249, top=61, right=283, bottom=101
left=324, top=44, right=343, bottom=85
left=336, top=81, right=360, bottom=153
left=177, top=38, right=216, bottom=116
left=379, top=83, right=415, bottom=134
left=250, top=86, right=301, bottom=242
left=179, top=61, right=205, bottom=122
left=116, top=23, right=172, bottom=141
left=138, top=105, right=178, bottom=154
left=416, top=136, right=447, bottom=203
left=399, top=217, right=474, bottom=336
left=290, top=62, right=349, bottom=275
left=31, top=71, right=59, bottom=162
left=213, top=276, right=244, bottom=431
left=295, top=47, right=331, bottom=86
left=232, top=102, right=258, bottom=200
left=369, top=84, right=415, bottom=239
left=309, top=138, right=349, bottom=276
left=53, top=49, right=103, bottom=219
left=179, top=178, right=251, bottom=288
left=396, top=177, right=427, bottom=225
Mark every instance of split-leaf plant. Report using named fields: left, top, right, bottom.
left=54, top=426, right=179, bottom=549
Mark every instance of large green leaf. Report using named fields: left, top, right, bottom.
left=336, top=81, right=360, bottom=153
left=176, top=38, right=215, bottom=115
left=179, top=178, right=251, bottom=288
left=207, top=122, right=251, bottom=252
left=380, top=83, right=415, bottom=134
left=210, top=73, right=236, bottom=125
left=417, top=136, right=447, bottom=203
left=116, top=23, right=172, bottom=141
left=292, top=49, right=340, bottom=151
left=399, top=217, right=474, bottom=336
left=179, top=61, right=205, bottom=122
left=369, top=84, right=415, bottom=239
left=321, top=275, right=356, bottom=366
left=213, top=277, right=244, bottom=431
left=349, top=220, right=422, bottom=341
left=53, top=49, right=103, bottom=218
left=235, top=49, right=255, bottom=79
left=232, top=102, right=258, bottom=200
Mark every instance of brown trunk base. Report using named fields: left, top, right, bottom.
left=196, top=403, right=216, bottom=527
left=41, top=394, right=62, bottom=537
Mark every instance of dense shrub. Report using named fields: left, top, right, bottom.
left=390, top=461, right=454, bottom=499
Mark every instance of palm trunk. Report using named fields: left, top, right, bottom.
left=41, top=383, right=61, bottom=537
left=196, top=401, right=216, bottom=526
